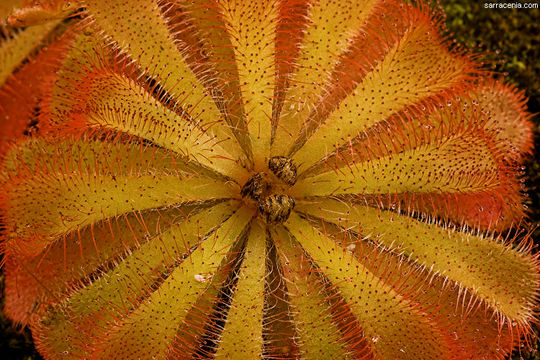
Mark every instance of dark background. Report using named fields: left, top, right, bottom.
left=1, top=0, right=539, bottom=359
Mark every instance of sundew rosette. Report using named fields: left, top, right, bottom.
left=0, top=0, right=537, bottom=359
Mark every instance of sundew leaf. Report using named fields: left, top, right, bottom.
left=218, top=0, right=279, bottom=169
left=33, top=205, right=252, bottom=359
left=1, top=139, right=237, bottom=256
left=292, top=133, right=504, bottom=198
left=52, top=64, right=247, bottom=179
left=344, top=189, right=523, bottom=233
left=289, top=5, right=476, bottom=170
left=161, top=0, right=254, bottom=163
left=300, top=216, right=520, bottom=359
left=296, top=80, right=522, bottom=180
left=7, top=0, right=76, bottom=28
left=285, top=212, right=452, bottom=360
left=272, top=0, right=310, bottom=130
left=272, top=226, right=366, bottom=359
left=295, top=84, right=527, bottom=230
left=86, top=206, right=253, bottom=359
left=3, top=200, right=232, bottom=325
left=0, top=0, right=22, bottom=23
left=455, top=80, right=533, bottom=161
left=0, top=0, right=537, bottom=359
left=40, top=28, right=107, bottom=130
left=213, top=219, right=266, bottom=359
left=0, top=29, right=74, bottom=157
left=296, top=198, right=538, bottom=323
left=271, top=0, right=380, bottom=157
left=83, top=0, right=245, bottom=163
left=82, top=0, right=205, bottom=101
left=261, top=237, right=300, bottom=359
left=0, top=19, right=60, bottom=86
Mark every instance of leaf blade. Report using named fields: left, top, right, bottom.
left=214, top=219, right=266, bottom=359
left=286, top=212, right=453, bottom=360
left=296, top=198, right=538, bottom=323
left=2, top=139, right=236, bottom=256
left=83, top=0, right=244, bottom=161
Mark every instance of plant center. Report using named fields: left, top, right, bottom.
left=241, top=156, right=297, bottom=223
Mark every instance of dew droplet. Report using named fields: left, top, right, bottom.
left=194, top=274, right=210, bottom=283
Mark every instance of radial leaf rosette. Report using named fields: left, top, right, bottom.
left=0, top=0, right=537, bottom=359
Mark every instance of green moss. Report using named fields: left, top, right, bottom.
left=442, top=0, right=540, bottom=102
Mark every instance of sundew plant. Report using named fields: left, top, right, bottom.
left=0, top=0, right=538, bottom=359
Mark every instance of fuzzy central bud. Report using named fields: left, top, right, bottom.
left=257, top=194, right=295, bottom=224
left=240, top=157, right=297, bottom=223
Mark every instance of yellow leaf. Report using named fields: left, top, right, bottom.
left=286, top=213, right=451, bottom=360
